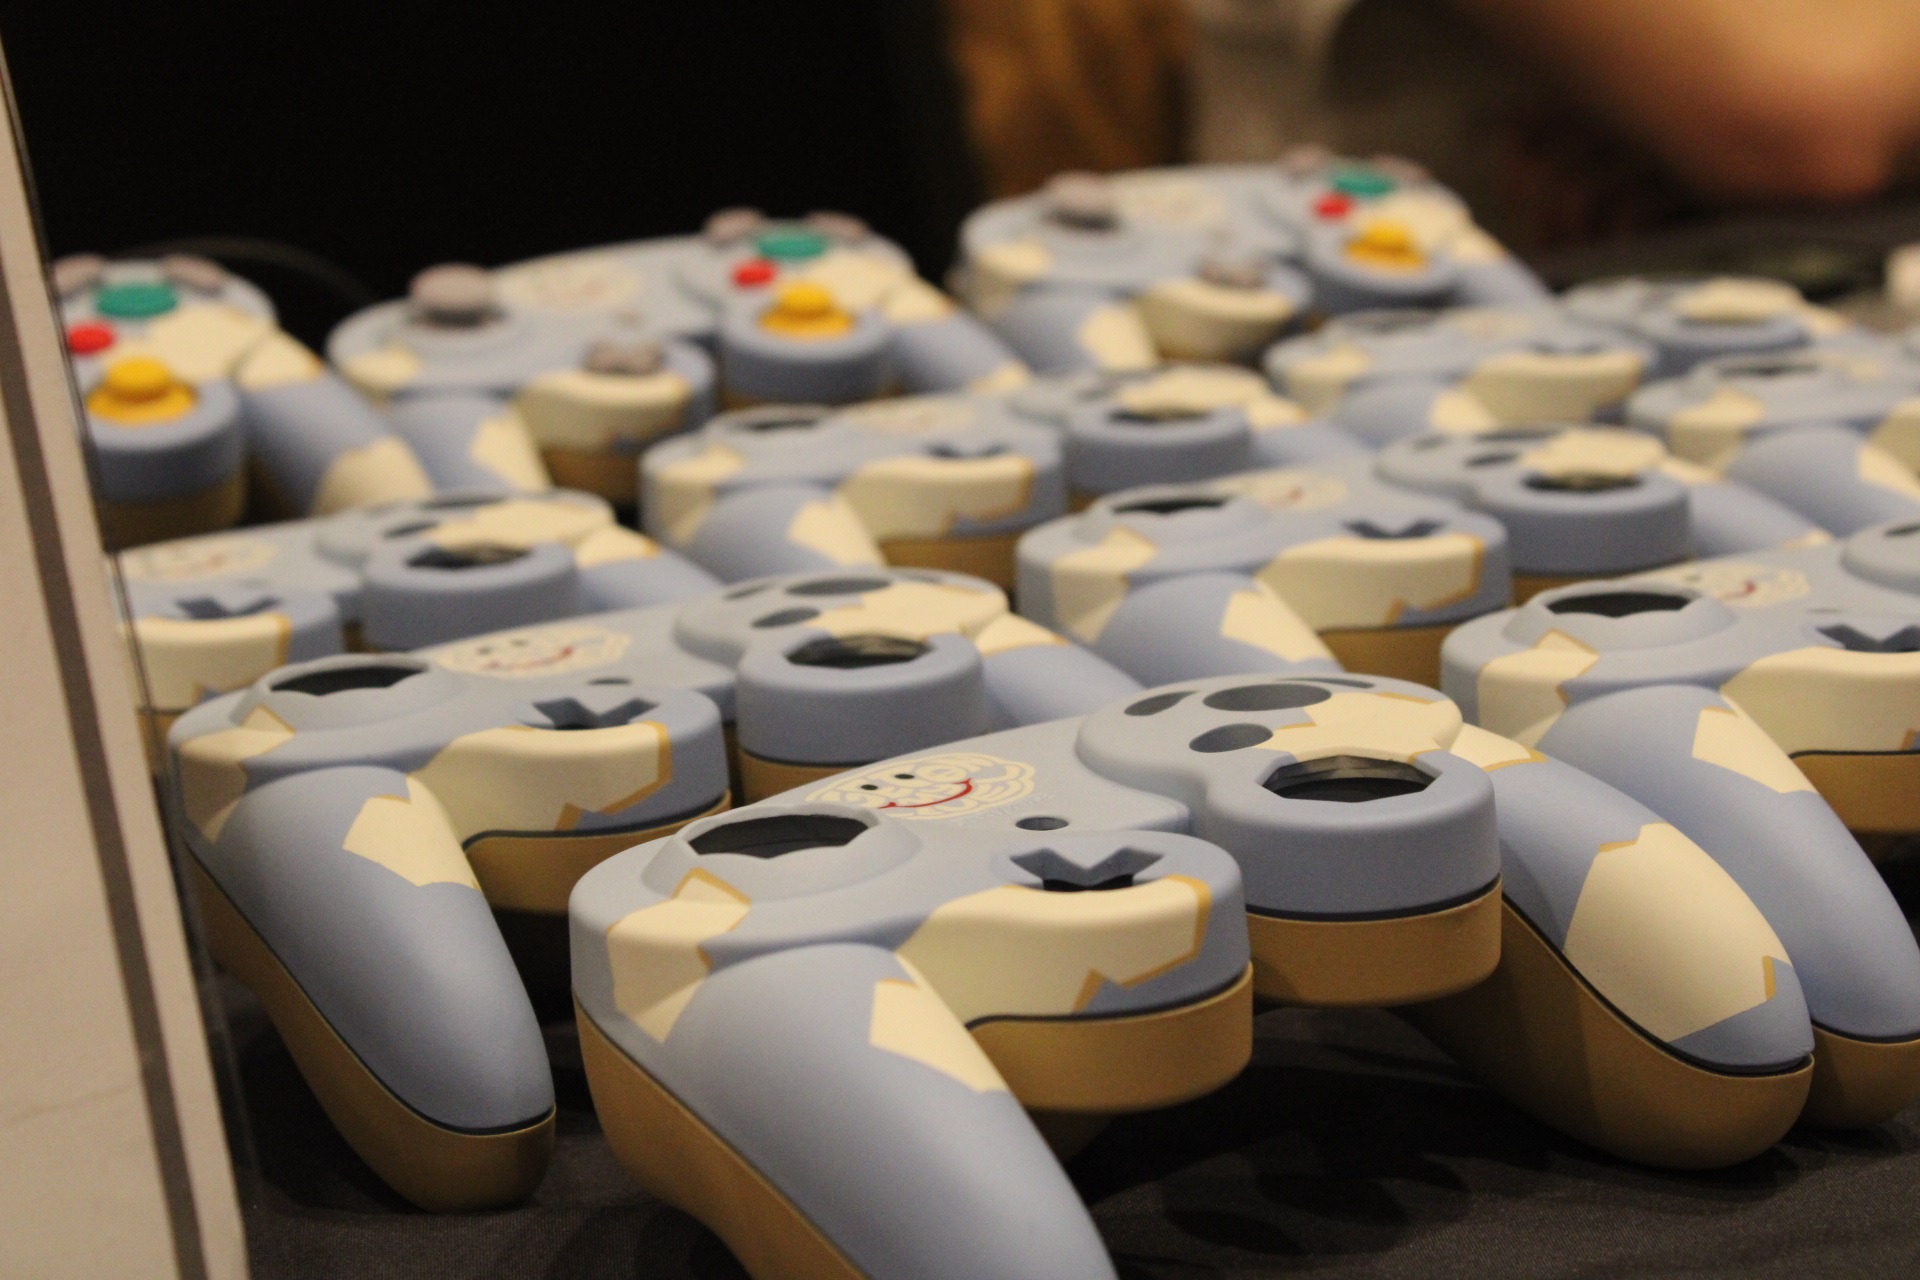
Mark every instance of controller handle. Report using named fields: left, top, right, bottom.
left=1086, top=572, right=1340, bottom=685
left=187, top=763, right=553, bottom=1208
left=985, top=286, right=1158, bottom=376
left=1722, top=425, right=1920, bottom=536
left=1538, top=684, right=1920, bottom=1126
left=677, top=482, right=884, bottom=581
left=1410, top=730, right=1816, bottom=1166
left=384, top=390, right=551, bottom=495
left=579, top=942, right=1117, bottom=1280
left=233, top=334, right=434, bottom=515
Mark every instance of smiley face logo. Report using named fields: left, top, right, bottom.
left=120, top=535, right=279, bottom=582
left=1637, top=562, right=1811, bottom=609
left=809, top=752, right=1037, bottom=819
left=1217, top=469, right=1349, bottom=511
left=433, top=622, right=631, bottom=678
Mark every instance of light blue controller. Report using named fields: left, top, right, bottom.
left=169, top=567, right=1136, bottom=1209
left=1264, top=306, right=1654, bottom=445
left=1442, top=520, right=1920, bottom=1134
left=328, top=213, right=1024, bottom=506
left=575, top=659, right=1854, bottom=1276
left=640, top=394, right=1068, bottom=591
left=118, top=490, right=719, bottom=730
left=54, top=253, right=499, bottom=547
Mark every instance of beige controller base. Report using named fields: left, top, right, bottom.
left=1251, top=881, right=1501, bottom=1008
left=191, top=863, right=554, bottom=1210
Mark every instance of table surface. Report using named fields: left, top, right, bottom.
left=232, top=847, right=1920, bottom=1280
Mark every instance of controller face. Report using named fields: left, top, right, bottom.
left=327, top=212, right=1024, bottom=505
left=1628, top=349, right=1920, bottom=471
left=1265, top=307, right=1654, bottom=445
left=1443, top=519, right=1920, bottom=836
left=119, top=490, right=720, bottom=730
left=170, top=566, right=1135, bottom=1208
left=640, top=394, right=1068, bottom=592
left=575, top=665, right=1883, bottom=1275
left=957, top=152, right=1546, bottom=376
left=1560, top=275, right=1857, bottom=379
left=52, top=254, right=522, bottom=549
left=1015, top=454, right=1512, bottom=687
left=1373, top=425, right=1827, bottom=595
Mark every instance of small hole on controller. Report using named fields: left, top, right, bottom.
left=690, top=814, right=870, bottom=859
left=786, top=635, right=927, bottom=668
left=1546, top=590, right=1690, bottom=617
left=1523, top=473, right=1640, bottom=493
left=273, top=664, right=422, bottom=696
left=1017, top=816, right=1069, bottom=831
left=407, top=543, right=529, bottom=570
left=1114, top=496, right=1227, bottom=516
left=1264, top=755, right=1431, bottom=802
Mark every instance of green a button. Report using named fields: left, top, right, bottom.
left=755, top=228, right=828, bottom=262
left=95, top=280, right=179, bottom=318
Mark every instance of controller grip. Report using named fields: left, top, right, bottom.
left=579, top=943, right=1117, bottom=1280
left=1683, top=477, right=1826, bottom=556
left=1539, top=685, right=1920, bottom=1125
left=191, top=765, right=553, bottom=1207
left=888, top=305, right=1028, bottom=393
left=1722, top=426, right=1920, bottom=535
left=679, top=483, right=884, bottom=581
left=235, top=334, right=434, bottom=515
left=1452, top=257, right=1553, bottom=307
left=1410, top=735, right=1817, bottom=1165
left=976, top=623, right=1141, bottom=726
left=1247, top=415, right=1372, bottom=467
left=1091, top=573, right=1340, bottom=685
left=1330, top=376, right=1462, bottom=448
left=985, top=287, right=1157, bottom=375
left=574, top=530, right=724, bottom=609
left=385, top=391, right=551, bottom=495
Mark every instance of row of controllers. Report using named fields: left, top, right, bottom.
left=67, top=254, right=1920, bottom=584
left=167, top=529, right=1920, bottom=1276
left=119, top=382, right=1918, bottom=741
left=33, top=150, right=1580, bottom=546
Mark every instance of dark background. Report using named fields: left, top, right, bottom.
left=0, top=2, right=980, bottom=347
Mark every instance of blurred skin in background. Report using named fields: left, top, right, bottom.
left=943, top=0, right=1920, bottom=250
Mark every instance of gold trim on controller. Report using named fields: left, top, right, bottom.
left=878, top=531, right=1021, bottom=594
left=578, top=1002, right=864, bottom=1280
left=1801, top=1023, right=1920, bottom=1129
left=1250, top=880, right=1502, bottom=1007
left=970, top=964, right=1253, bottom=1112
left=466, top=792, right=732, bottom=914
left=1792, top=751, right=1920, bottom=837
left=99, top=469, right=246, bottom=552
left=1405, top=899, right=1812, bottom=1168
left=738, top=750, right=850, bottom=804
left=1319, top=621, right=1459, bottom=689
left=191, top=862, right=555, bottom=1210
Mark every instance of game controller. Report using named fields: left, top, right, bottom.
left=53, top=254, right=501, bottom=547
left=1559, top=275, right=1856, bottom=379
left=575, top=668, right=1858, bottom=1276
left=1439, top=525, right=1920, bottom=1133
left=1004, top=363, right=1367, bottom=501
left=1444, top=518, right=1920, bottom=838
left=327, top=213, right=1025, bottom=505
left=1264, top=307, right=1654, bottom=445
left=1015, top=456, right=1513, bottom=687
left=956, top=151, right=1545, bottom=376
left=640, top=395, right=1068, bottom=592
left=1626, top=348, right=1920, bottom=473
left=1372, top=425, right=1828, bottom=598
left=119, top=490, right=720, bottom=739
left=169, top=568, right=1135, bottom=1207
